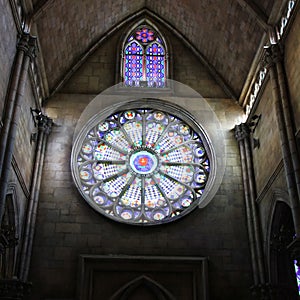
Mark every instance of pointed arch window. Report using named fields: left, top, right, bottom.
left=122, top=25, right=167, bottom=88
left=294, top=260, right=300, bottom=294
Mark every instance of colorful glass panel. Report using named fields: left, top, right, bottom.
left=146, top=56, right=165, bottom=87
left=136, top=27, right=155, bottom=43
left=72, top=107, right=211, bottom=225
left=146, top=43, right=165, bottom=88
left=294, top=260, right=300, bottom=294
left=124, top=42, right=143, bottom=87
left=123, top=26, right=166, bottom=88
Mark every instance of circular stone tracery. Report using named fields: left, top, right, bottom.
left=72, top=104, right=212, bottom=225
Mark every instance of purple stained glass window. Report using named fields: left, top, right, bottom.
left=146, top=43, right=165, bottom=88
left=294, top=260, right=300, bottom=294
left=71, top=104, right=212, bottom=225
left=136, top=28, right=155, bottom=43
left=123, top=26, right=166, bottom=87
left=124, top=42, right=143, bottom=87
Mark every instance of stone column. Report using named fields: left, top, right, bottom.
left=264, top=45, right=300, bottom=237
left=235, top=123, right=259, bottom=286
left=275, top=45, right=300, bottom=220
left=0, top=34, right=37, bottom=222
left=0, top=33, right=28, bottom=174
left=235, top=123, right=267, bottom=298
left=19, top=113, right=52, bottom=281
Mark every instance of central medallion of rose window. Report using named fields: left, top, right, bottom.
left=71, top=105, right=211, bottom=225
left=129, top=149, right=158, bottom=175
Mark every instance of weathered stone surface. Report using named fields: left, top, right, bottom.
left=0, top=0, right=17, bottom=117
left=285, top=9, right=300, bottom=132
left=30, top=87, right=251, bottom=300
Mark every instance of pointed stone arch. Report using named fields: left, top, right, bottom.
left=48, top=8, right=236, bottom=100
left=0, top=185, right=19, bottom=279
left=110, top=275, right=176, bottom=300
left=266, top=190, right=298, bottom=298
left=119, top=19, right=169, bottom=88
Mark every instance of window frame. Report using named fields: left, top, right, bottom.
left=121, top=22, right=169, bottom=88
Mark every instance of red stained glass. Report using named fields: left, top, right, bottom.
left=136, top=28, right=155, bottom=43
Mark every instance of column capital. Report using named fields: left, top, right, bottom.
left=16, top=33, right=30, bottom=52
left=16, top=33, right=37, bottom=59
left=234, top=123, right=250, bottom=142
left=26, top=35, right=37, bottom=60
left=37, top=114, right=53, bottom=135
left=262, top=44, right=283, bottom=69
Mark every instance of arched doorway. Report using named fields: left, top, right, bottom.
left=268, top=201, right=298, bottom=299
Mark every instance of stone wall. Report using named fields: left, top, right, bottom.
left=29, top=20, right=252, bottom=299
left=0, top=0, right=17, bottom=118
left=31, top=93, right=250, bottom=300
left=251, top=80, right=282, bottom=196
left=13, top=77, right=37, bottom=188
left=248, top=9, right=300, bottom=283
left=60, top=18, right=227, bottom=98
left=285, top=9, right=300, bottom=133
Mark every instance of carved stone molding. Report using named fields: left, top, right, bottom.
left=0, top=278, right=31, bottom=300
left=0, top=225, right=18, bottom=255
left=234, top=123, right=250, bottom=142
left=250, top=283, right=271, bottom=300
left=262, top=44, right=283, bottom=69
left=270, top=225, right=295, bottom=253
left=288, top=237, right=300, bottom=263
left=37, top=114, right=53, bottom=135
left=16, top=33, right=37, bottom=60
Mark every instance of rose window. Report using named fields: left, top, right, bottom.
left=71, top=105, right=211, bottom=225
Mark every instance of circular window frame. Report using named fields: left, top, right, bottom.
left=71, top=99, right=216, bottom=226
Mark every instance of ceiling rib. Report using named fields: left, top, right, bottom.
left=236, top=0, right=272, bottom=31
left=29, top=0, right=54, bottom=21
left=238, top=0, right=293, bottom=107
left=48, top=8, right=238, bottom=100
left=142, top=9, right=238, bottom=100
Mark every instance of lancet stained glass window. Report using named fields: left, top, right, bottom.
left=294, top=260, right=300, bottom=294
left=72, top=103, right=212, bottom=225
left=123, top=25, right=166, bottom=88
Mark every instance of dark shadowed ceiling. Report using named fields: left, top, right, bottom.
left=27, top=0, right=286, bottom=100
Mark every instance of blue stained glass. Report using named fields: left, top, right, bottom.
left=123, top=26, right=166, bottom=88
left=146, top=43, right=165, bottom=87
left=294, top=260, right=300, bottom=294
left=124, top=55, right=143, bottom=86
left=136, top=28, right=155, bottom=43
left=146, top=55, right=165, bottom=87
left=125, top=42, right=143, bottom=55
left=130, top=150, right=158, bottom=174
left=124, top=42, right=143, bottom=86
left=146, top=42, right=165, bottom=55
left=73, top=106, right=211, bottom=225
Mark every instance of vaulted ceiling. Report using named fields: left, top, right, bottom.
left=26, top=0, right=286, bottom=100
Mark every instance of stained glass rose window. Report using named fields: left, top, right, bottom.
left=71, top=103, right=212, bottom=225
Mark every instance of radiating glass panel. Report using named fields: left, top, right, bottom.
left=72, top=107, right=211, bottom=225
left=136, top=27, right=155, bottom=43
